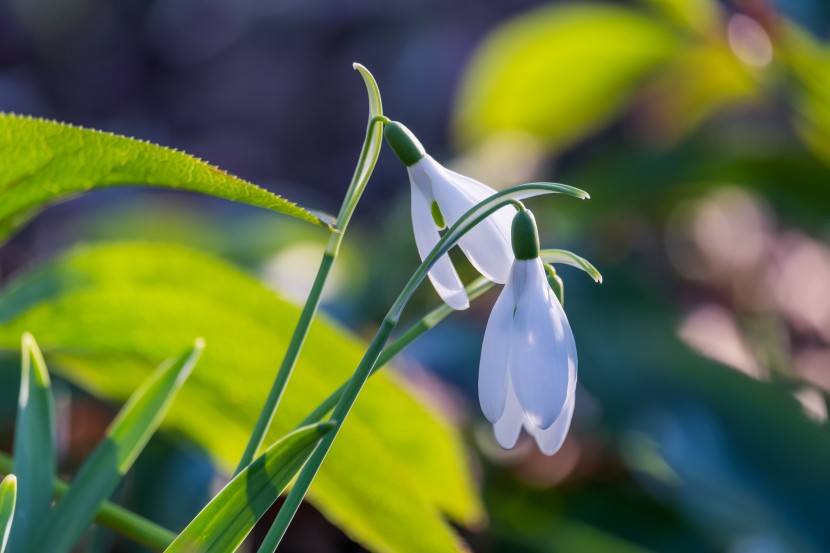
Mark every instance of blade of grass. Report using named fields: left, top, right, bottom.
left=0, top=475, right=16, bottom=553
left=8, top=333, right=55, bottom=553
left=0, top=452, right=174, bottom=552
left=166, top=422, right=335, bottom=553
left=30, top=339, right=204, bottom=553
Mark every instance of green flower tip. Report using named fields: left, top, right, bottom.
left=511, top=210, right=540, bottom=260
left=383, top=121, right=425, bottom=167
left=545, top=264, right=565, bottom=305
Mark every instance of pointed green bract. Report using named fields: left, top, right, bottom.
left=167, top=423, right=334, bottom=553
left=0, top=475, right=16, bottom=553
left=29, top=341, right=203, bottom=553
left=0, top=242, right=482, bottom=553
left=8, top=334, right=55, bottom=553
left=540, top=248, right=603, bottom=283
left=0, top=113, right=330, bottom=242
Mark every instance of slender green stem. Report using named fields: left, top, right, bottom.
left=299, top=276, right=493, bottom=427
left=0, top=452, right=175, bottom=552
left=234, top=112, right=386, bottom=476
left=258, top=321, right=396, bottom=553
left=258, top=184, right=588, bottom=552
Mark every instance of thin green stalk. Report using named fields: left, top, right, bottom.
left=234, top=76, right=385, bottom=475
left=258, top=182, right=589, bottom=552
left=0, top=452, right=174, bottom=552
left=299, top=276, right=492, bottom=427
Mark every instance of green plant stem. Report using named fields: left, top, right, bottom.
left=0, top=452, right=175, bottom=552
left=257, top=184, right=588, bottom=552
left=234, top=116, right=385, bottom=476
left=298, top=276, right=493, bottom=427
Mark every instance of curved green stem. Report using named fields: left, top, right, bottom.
left=234, top=68, right=385, bottom=475
left=257, top=182, right=588, bottom=552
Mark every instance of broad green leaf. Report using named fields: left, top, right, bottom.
left=167, top=423, right=333, bottom=553
left=0, top=475, right=16, bottom=553
left=29, top=341, right=204, bottom=553
left=0, top=113, right=330, bottom=242
left=8, top=334, right=55, bottom=553
left=454, top=2, right=676, bottom=150
left=0, top=243, right=483, bottom=553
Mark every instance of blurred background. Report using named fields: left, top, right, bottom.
left=1, top=0, right=830, bottom=551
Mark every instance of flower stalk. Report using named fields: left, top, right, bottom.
left=258, top=182, right=588, bottom=552
left=234, top=65, right=386, bottom=475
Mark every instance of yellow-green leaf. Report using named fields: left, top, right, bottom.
left=0, top=242, right=482, bottom=553
left=0, top=113, right=330, bottom=242
left=454, top=2, right=677, bottom=150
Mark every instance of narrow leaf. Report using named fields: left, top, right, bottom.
left=167, top=422, right=334, bottom=553
left=8, top=333, right=55, bottom=553
left=0, top=475, right=16, bottom=553
left=30, top=340, right=204, bottom=553
left=0, top=113, right=331, bottom=242
left=541, top=248, right=603, bottom=283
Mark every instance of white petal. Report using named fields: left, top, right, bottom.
left=493, top=375, right=524, bottom=449
left=427, top=161, right=515, bottom=284
left=478, top=263, right=517, bottom=422
left=509, top=258, right=578, bottom=429
left=410, top=182, right=468, bottom=310
left=528, top=389, right=575, bottom=455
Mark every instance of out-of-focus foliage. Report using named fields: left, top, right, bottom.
left=455, top=3, right=678, bottom=150
left=0, top=243, right=482, bottom=553
left=448, top=1, right=830, bottom=552
left=0, top=114, right=329, bottom=242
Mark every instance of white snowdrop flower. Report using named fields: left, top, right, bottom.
left=384, top=121, right=516, bottom=310
left=479, top=209, right=578, bottom=455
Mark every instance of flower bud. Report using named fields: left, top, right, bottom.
left=511, top=209, right=540, bottom=260
left=545, top=264, right=565, bottom=305
left=383, top=121, right=425, bottom=167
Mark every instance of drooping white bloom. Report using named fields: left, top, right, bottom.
left=385, top=122, right=515, bottom=310
left=479, top=210, right=578, bottom=455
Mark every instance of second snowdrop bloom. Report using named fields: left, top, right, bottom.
left=384, top=121, right=516, bottom=310
left=479, top=209, right=578, bottom=455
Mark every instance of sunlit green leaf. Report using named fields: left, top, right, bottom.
left=0, top=113, right=330, bottom=242
left=167, top=423, right=333, bottom=553
left=0, top=475, right=16, bottom=553
left=29, top=341, right=203, bottom=553
left=7, top=334, right=55, bottom=553
left=454, top=3, right=676, bottom=150
left=0, top=242, right=482, bottom=553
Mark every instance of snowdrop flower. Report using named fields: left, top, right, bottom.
left=479, top=209, right=578, bottom=455
left=384, top=121, right=516, bottom=310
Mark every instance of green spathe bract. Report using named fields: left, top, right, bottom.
left=234, top=63, right=386, bottom=476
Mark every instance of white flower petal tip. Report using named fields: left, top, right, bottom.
left=479, top=256, right=579, bottom=456
left=407, top=152, right=516, bottom=308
